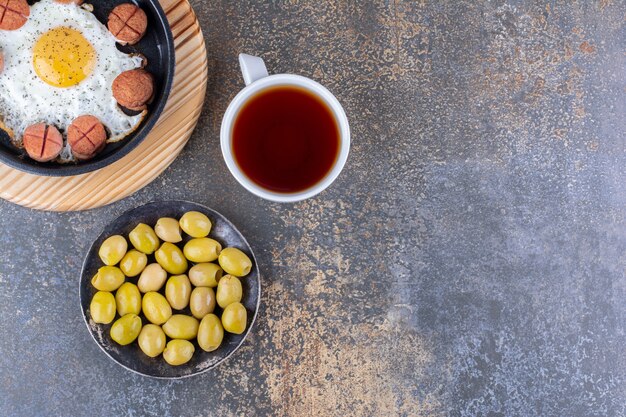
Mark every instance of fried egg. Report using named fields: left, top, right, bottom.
left=0, top=0, right=145, bottom=161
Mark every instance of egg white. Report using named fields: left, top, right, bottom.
left=0, top=0, right=145, bottom=161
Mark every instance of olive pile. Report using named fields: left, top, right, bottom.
left=89, top=211, right=252, bottom=366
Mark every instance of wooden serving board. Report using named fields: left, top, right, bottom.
left=0, top=0, right=207, bottom=211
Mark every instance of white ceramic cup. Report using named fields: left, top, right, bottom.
left=220, top=54, right=350, bottom=203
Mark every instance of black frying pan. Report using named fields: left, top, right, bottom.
left=0, top=0, right=175, bottom=176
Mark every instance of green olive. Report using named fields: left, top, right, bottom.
left=90, top=291, right=116, bottom=324
left=115, top=282, right=142, bottom=316
left=216, top=275, right=242, bottom=308
left=138, top=324, right=166, bottom=358
left=142, top=292, right=172, bottom=325
left=137, top=263, right=167, bottom=293
left=155, top=242, right=188, bottom=275
left=155, top=217, right=182, bottom=243
left=179, top=211, right=211, bottom=238
left=197, top=314, right=224, bottom=352
left=183, top=238, right=222, bottom=263
left=98, top=235, right=127, bottom=266
left=163, top=339, right=195, bottom=366
left=218, top=247, right=252, bottom=277
left=119, top=249, right=148, bottom=277
left=91, top=266, right=125, bottom=291
left=129, top=223, right=160, bottom=255
left=189, top=263, right=223, bottom=287
left=190, top=287, right=216, bottom=319
left=221, top=302, right=247, bottom=334
left=162, top=314, right=199, bottom=340
left=165, top=274, right=191, bottom=310
left=110, top=314, right=142, bottom=345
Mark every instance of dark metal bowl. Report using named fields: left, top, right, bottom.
left=79, top=201, right=261, bottom=378
left=0, top=0, right=175, bottom=176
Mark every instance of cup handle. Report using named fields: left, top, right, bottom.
left=239, top=54, right=269, bottom=86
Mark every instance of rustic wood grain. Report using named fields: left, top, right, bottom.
left=0, top=0, right=207, bottom=211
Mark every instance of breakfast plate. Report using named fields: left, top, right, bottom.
left=0, top=0, right=175, bottom=176
left=0, top=0, right=207, bottom=211
left=79, top=201, right=261, bottom=378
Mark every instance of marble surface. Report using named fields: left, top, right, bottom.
left=0, top=1, right=624, bottom=416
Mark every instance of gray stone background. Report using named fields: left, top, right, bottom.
left=1, top=0, right=624, bottom=416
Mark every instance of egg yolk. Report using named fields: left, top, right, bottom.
left=33, top=27, right=96, bottom=88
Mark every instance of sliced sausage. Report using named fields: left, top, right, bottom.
left=0, top=0, right=30, bottom=31
left=55, top=0, right=83, bottom=4
left=23, top=123, right=63, bottom=163
left=67, top=115, right=107, bottom=160
left=112, top=69, right=154, bottom=111
left=108, top=3, right=147, bottom=45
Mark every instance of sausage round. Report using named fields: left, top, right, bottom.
left=112, top=69, right=154, bottom=111
left=22, top=123, right=63, bottom=163
left=0, top=0, right=30, bottom=31
left=108, top=3, right=148, bottom=45
left=67, top=115, right=107, bottom=160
